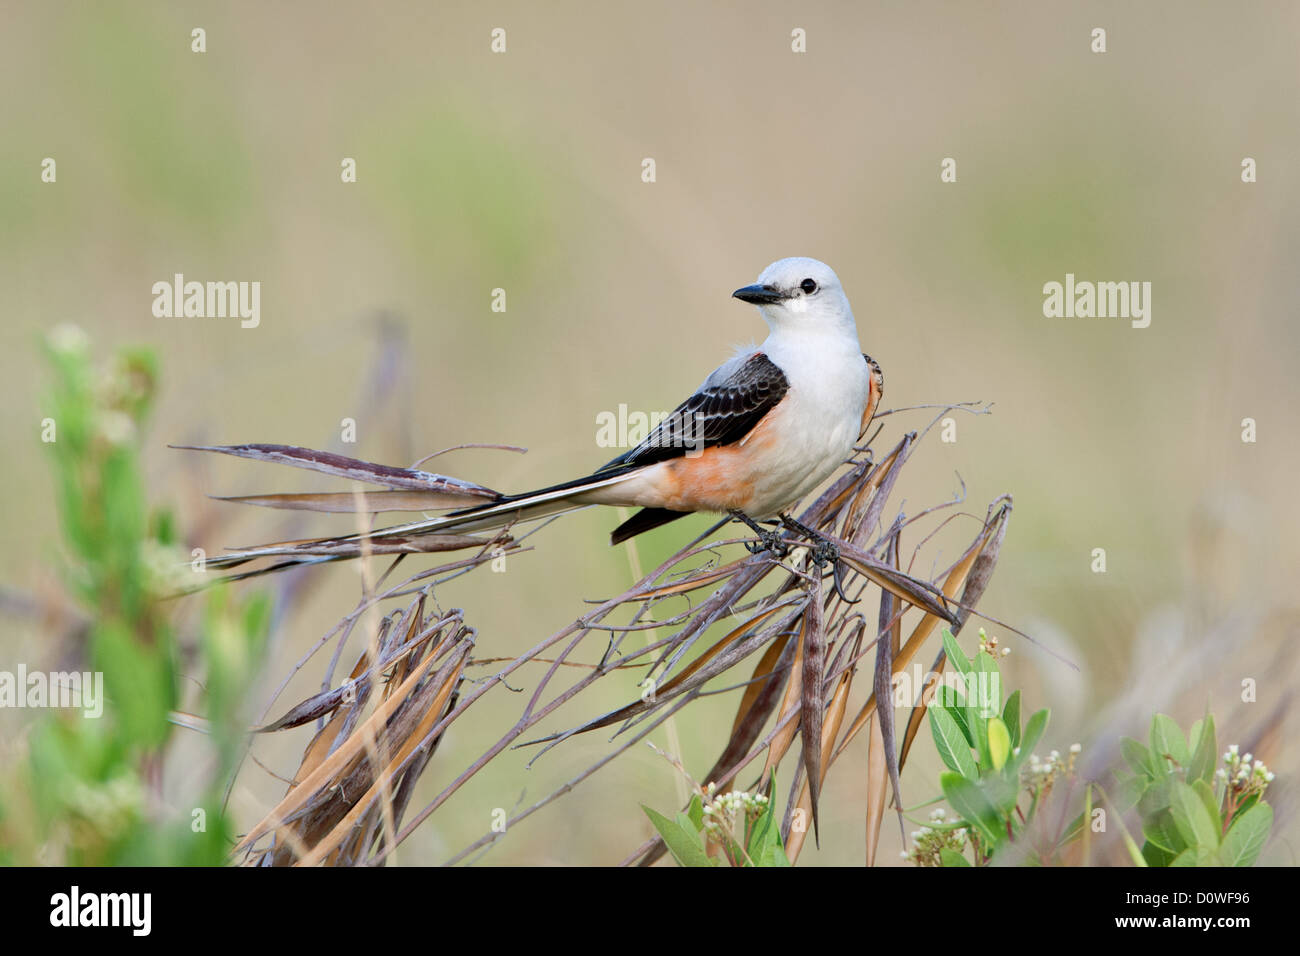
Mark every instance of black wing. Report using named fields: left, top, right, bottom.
left=597, top=351, right=790, bottom=473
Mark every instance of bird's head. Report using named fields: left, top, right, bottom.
left=732, top=257, right=856, bottom=335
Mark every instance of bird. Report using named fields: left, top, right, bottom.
left=191, top=257, right=883, bottom=574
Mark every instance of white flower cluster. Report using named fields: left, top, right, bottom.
left=1216, top=745, right=1274, bottom=789
left=902, top=806, right=969, bottom=865
left=1023, top=743, right=1082, bottom=786
left=976, top=628, right=1011, bottom=658
left=700, top=783, right=769, bottom=840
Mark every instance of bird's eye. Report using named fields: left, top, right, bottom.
left=800, top=278, right=817, bottom=294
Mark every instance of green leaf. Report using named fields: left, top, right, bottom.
left=984, top=770, right=1022, bottom=819
left=1137, top=777, right=1174, bottom=818
left=1186, top=714, right=1217, bottom=785
left=93, top=619, right=175, bottom=749
left=685, top=794, right=705, bottom=832
left=940, top=772, right=1005, bottom=848
left=1169, top=781, right=1220, bottom=850
left=1008, top=708, right=1049, bottom=773
left=1020, top=708, right=1048, bottom=755
left=1218, top=803, right=1272, bottom=867
left=941, top=629, right=972, bottom=676
left=1168, top=847, right=1215, bottom=866
left=1113, top=773, right=1146, bottom=812
left=967, top=653, right=1000, bottom=768
left=969, top=698, right=991, bottom=770
left=746, top=796, right=791, bottom=867
left=932, top=670, right=965, bottom=712
left=1143, top=841, right=1178, bottom=866
left=1142, top=810, right=1186, bottom=854
left=939, top=848, right=970, bottom=867
left=973, top=651, right=1002, bottom=717
left=1192, top=779, right=1221, bottom=835
left=641, top=806, right=713, bottom=867
left=1150, top=714, right=1189, bottom=772
left=987, top=717, right=1011, bottom=771
left=1002, top=690, right=1022, bottom=749
left=1061, top=810, right=1086, bottom=845
left=946, top=700, right=974, bottom=748
left=1120, top=736, right=1153, bottom=778
left=930, top=706, right=978, bottom=779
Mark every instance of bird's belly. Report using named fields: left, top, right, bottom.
left=589, top=393, right=859, bottom=516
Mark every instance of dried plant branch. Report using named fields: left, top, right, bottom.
left=215, top=400, right=1015, bottom=866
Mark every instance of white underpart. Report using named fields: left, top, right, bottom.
left=742, top=321, right=869, bottom=515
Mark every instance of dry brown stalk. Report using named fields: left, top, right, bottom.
left=208, top=401, right=1008, bottom=865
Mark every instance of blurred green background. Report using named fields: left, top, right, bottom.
left=2, top=1, right=1298, bottom=865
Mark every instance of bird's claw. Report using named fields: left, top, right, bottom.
left=808, top=538, right=838, bottom=569
left=731, top=510, right=791, bottom=559
left=744, top=529, right=789, bottom=558
left=783, top=515, right=860, bottom=604
left=830, top=558, right=859, bottom=604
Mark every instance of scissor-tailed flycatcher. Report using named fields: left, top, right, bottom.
left=202, top=257, right=882, bottom=571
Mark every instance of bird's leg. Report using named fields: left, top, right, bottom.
left=729, top=510, right=789, bottom=558
left=779, top=514, right=859, bottom=605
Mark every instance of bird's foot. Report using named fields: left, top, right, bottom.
left=730, top=510, right=790, bottom=559
left=779, top=514, right=859, bottom=604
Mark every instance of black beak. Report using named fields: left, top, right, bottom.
left=732, top=283, right=784, bottom=305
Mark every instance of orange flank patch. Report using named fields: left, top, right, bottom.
left=859, top=356, right=884, bottom=439
left=643, top=409, right=784, bottom=513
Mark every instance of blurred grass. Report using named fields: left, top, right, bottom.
left=1, top=333, right=271, bottom=865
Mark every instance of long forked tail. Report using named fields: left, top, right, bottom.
left=181, top=443, right=656, bottom=576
